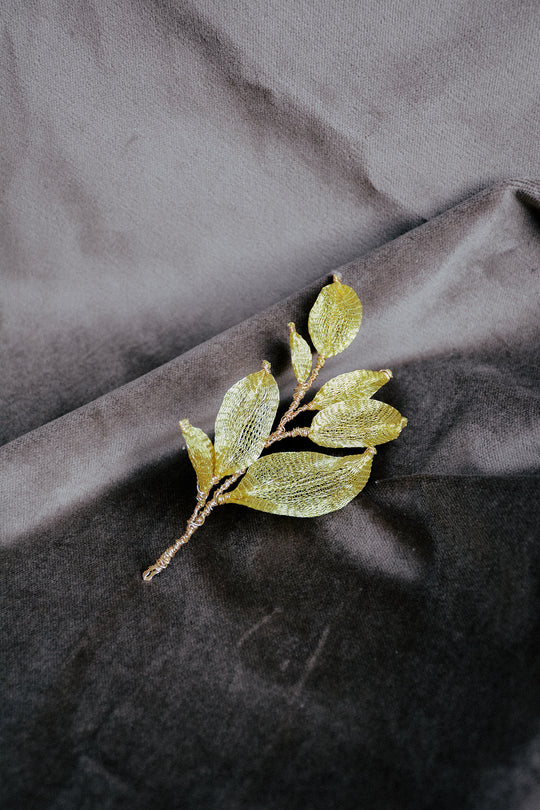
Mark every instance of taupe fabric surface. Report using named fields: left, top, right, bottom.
left=2, top=0, right=540, bottom=444
left=1, top=3, right=540, bottom=809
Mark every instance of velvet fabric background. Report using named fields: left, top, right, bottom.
left=1, top=2, right=539, bottom=808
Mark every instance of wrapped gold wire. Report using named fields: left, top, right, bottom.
left=142, top=274, right=407, bottom=581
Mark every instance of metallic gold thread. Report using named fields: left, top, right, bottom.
left=142, top=275, right=407, bottom=581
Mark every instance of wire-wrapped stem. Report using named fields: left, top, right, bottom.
left=142, top=472, right=243, bottom=581
left=267, top=354, right=325, bottom=443
left=142, top=355, right=325, bottom=581
left=264, top=426, right=309, bottom=448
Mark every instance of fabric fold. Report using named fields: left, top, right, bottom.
left=1, top=180, right=539, bottom=810
left=2, top=179, right=538, bottom=539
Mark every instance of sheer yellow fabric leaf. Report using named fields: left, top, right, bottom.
left=179, top=420, right=215, bottom=493
left=224, top=449, right=374, bottom=517
left=310, top=369, right=392, bottom=410
left=310, top=400, right=407, bottom=448
left=214, top=362, right=280, bottom=477
left=288, top=322, right=312, bottom=383
left=308, top=275, right=362, bottom=357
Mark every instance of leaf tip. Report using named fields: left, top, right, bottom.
left=179, top=419, right=190, bottom=431
left=400, top=417, right=408, bottom=430
left=288, top=321, right=296, bottom=334
left=261, top=360, right=271, bottom=374
left=332, top=272, right=343, bottom=284
left=381, top=369, right=393, bottom=380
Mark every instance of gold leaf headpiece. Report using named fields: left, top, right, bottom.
left=143, top=275, right=407, bottom=581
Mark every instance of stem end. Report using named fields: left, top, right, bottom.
left=142, top=565, right=161, bottom=582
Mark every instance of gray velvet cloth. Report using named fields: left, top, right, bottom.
left=1, top=3, right=540, bottom=809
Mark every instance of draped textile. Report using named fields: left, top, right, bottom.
left=1, top=3, right=540, bottom=808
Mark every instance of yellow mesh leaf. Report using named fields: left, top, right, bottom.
left=308, top=275, right=362, bottom=357
left=288, top=322, right=312, bottom=383
left=310, top=400, right=407, bottom=448
left=179, top=420, right=215, bottom=493
left=224, top=449, right=375, bottom=517
left=310, top=369, right=392, bottom=410
left=214, top=362, right=280, bottom=477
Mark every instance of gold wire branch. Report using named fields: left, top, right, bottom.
left=142, top=274, right=407, bottom=581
